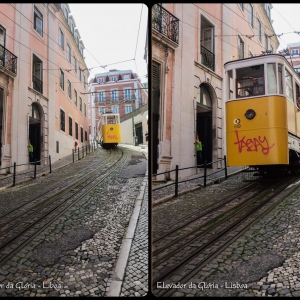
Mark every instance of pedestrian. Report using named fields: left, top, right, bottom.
left=195, top=135, right=202, bottom=167
left=28, top=140, right=33, bottom=163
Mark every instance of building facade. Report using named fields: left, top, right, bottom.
left=152, top=3, right=279, bottom=179
left=0, top=3, right=89, bottom=173
left=88, top=69, right=148, bottom=144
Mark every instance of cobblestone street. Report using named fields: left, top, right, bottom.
left=152, top=169, right=300, bottom=297
left=0, top=144, right=148, bottom=297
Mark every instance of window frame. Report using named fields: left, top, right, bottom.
left=69, top=116, right=72, bottom=136
left=248, top=4, right=253, bottom=28
left=60, top=68, right=64, bottom=90
left=59, top=27, right=64, bottom=50
left=60, top=109, right=65, bottom=132
left=34, top=6, right=43, bottom=37
left=67, top=79, right=72, bottom=99
left=67, top=43, right=71, bottom=62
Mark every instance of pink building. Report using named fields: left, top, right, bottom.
left=88, top=69, right=147, bottom=144
left=0, top=3, right=89, bottom=173
left=152, top=3, right=279, bottom=179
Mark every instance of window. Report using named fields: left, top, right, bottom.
left=84, top=103, right=86, bottom=117
left=79, top=97, right=82, bottom=112
left=125, top=104, right=132, bottom=114
left=285, top=69, right=293, bottom=102
left=278, top=64, right=283, bottom=94
left=75, top=122, right=79, bottom=139
left=98, top=78, right=104, bottom=83
left=248, top=4, right=253, bottom=27
left=124, top=88, right=131, bottom=100
left=89, top=125, right=91, bottom=135
left=98, top=91, right=105, bottom=102
left=34, top=6, right=43, bottom=37
left=238, top=36, right=244, bottom=59
left=249, top=49, right=254, bottom=58
left=112, top=105, right=119, bottom=113
left=99, top=107, right=105, bottom=114
left=67, top=44, right=71, bottom=62
left=74, top=89, right=78, bottom=106
left=123, top=75, right=129, bottom=80
left=68, top=80, right=71, bottom=99
left=296, top=82, right=300, bottom=109
left=32, top=54, right=43, bottom=94
left=69, top=116, right=72, bottom=136
left=85, top=131, right=87, bottom=141
left=83, top=75, right=86, bottom=89
left=81, top=127, right=83, bottom=143
left=265, top=34, right=268, bottom=51
left=264, top=4, right=271, bottom=19
left=292, top=49, right=299, bottom=56
left=111, top=90, right=118, bottom=101
left=60, top=109, right=65, bottom=131
left=60, top=69, right=64, bottom=90
left=79, top=68, right=82, bottom=82
left=236, top=64, right=265, bottom=98
left=258, top=19, right=262, bottom=43
left=267, top=63, right=277, bottom=94
left=238, top=3, right=243, bottom=11
left=56, top=141, right=59, bottom=153
left=73, top=56, right=77, bottom=73
left=111, top=76, right=117, bottom=81
left=59, top=28, right=64, bottom=50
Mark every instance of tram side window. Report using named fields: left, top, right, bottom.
left=285, top=70, right=293, bottom=102
left=267, top=63, right=277, bottom=94
left=296, top=82, right=300, bottom=109
left=236, top=64, right=265, bottom=98
left=278, top=64, right=283, bottom=94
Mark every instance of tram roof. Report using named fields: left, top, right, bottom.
left=224, top=53, right=293, bottom=70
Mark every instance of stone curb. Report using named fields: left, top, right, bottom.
left=106, top=171, right=148, bottom=297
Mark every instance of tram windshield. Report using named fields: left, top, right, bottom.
left=236, top=64, right=265, bottom=98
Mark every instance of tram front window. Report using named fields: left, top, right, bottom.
left=107, top=116, right=116, bottom=124
left=236, top=64, right=265, bottom=98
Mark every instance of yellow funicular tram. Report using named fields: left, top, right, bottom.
left=97, top=112, right=121, bottom=149
left=224, top=54, right=300, bottom=172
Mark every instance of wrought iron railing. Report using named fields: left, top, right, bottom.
left=0, top=44, right=17, bottom=75
left=32, top=75, right=43, bottom=94
left=201, top=45, right=215, bottom=71
left=152, top=4, right=179, bottom=45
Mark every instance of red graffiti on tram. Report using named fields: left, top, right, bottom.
left=234, top=130, right=275, bottom=155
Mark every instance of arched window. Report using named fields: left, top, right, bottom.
left=31, top=103, right=40, bottom=120
left=199, top=84, right=212, bottom=110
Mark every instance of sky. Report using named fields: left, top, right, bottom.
left=68, top=4, right=148, bottom=83
left=271, top=4, right=300, bottom=51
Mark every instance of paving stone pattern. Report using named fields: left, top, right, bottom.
left=153, top=170, right=300, bottom=297
left=0, top=144, right=148, bottom=297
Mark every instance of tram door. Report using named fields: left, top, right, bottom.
left=29, top=104, right=41, bottom=164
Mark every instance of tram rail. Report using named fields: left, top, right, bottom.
left=152, top=174, right=300, bottom=297
left=0, top=147, right=129, bottom=267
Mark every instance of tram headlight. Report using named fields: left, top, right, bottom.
left=245, top=109, right=256, bottom=120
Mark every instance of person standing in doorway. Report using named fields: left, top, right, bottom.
left=28, top=140, right=33, bottom=163
left=195, top=135, right=202, bottom=167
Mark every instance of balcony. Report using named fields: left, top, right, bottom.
left=201, top=45, right=215, bottom=71
left=0, top=44, right=17, bottom=76
left=152, top=4, right=179, bottom=46
left=32, top=75, right=43, bottom=94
